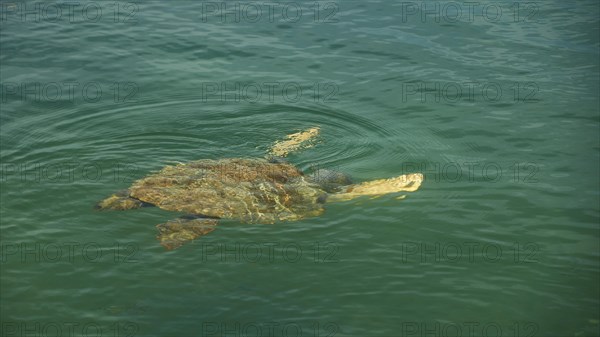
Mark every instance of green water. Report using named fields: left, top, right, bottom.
left=1, top=1, right=599, bottom=336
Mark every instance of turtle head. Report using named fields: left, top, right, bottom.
left=308, top=169, right=352, bottom=193
left=267, top=156, right=288, bottom=164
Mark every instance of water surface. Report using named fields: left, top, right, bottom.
left=1, top=1, right=599, bottom=336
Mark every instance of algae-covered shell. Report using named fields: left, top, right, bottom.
left=128, top=158, right=327, bottom=223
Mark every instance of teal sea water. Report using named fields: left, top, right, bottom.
left=1, top=1, right=599, bottom=336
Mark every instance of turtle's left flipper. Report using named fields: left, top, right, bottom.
left=327, top=173, right=424, bottom=202
left=95, top=190, right=150, bottom=210
left=268, top=127, right=320, bottom=158
left=156, top=216, right=219, bottom=250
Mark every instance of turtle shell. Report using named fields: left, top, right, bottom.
left=128, top=158, right=326, bottom=223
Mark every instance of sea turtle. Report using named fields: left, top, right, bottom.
left=97, top=127, right=424, bottom=250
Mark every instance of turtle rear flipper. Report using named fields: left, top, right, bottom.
left=95, top=190, right=151, bottom=210
left=156, top=217, right=219, bottom=250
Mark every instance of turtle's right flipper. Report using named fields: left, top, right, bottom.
left=95, top=190, right=149, bottom=210
left=156, top=216, right=219, bottom=250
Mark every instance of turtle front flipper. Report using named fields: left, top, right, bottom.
left=327, top=173, right=424, bottom=202
left=95, top=190, right=150, bottom=210
left=268, top=126, right=320, bottom=158
left=156, top=216, right=219, bottom=250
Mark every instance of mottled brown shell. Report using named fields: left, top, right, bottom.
left=128, top=158, right=326, bottom=223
